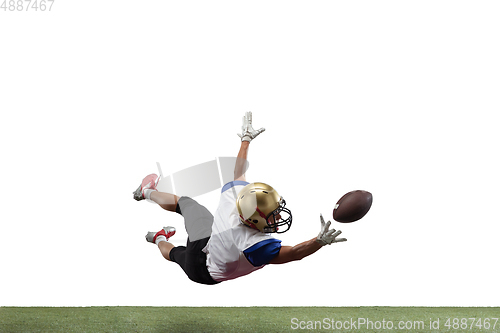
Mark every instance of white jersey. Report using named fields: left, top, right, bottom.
left=203, top=181, right=275, bottom=282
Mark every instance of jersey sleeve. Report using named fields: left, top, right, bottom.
left=243, top=239, right=282, bottom=267
left=221, top=180, right=250, bottom=193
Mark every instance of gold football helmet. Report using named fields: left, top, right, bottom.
left=236, top=182, right=292, bottom=233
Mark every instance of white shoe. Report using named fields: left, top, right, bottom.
left=145, top=227, right=176, bottom=243
left=133, top=174, right=160, bottom=201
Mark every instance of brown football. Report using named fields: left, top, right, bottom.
left=333, top=190, right=373, bottom=223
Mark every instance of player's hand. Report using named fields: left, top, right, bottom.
left=316, top=214, right=347, bottom=246
left=237, top=111, right=265, bottom=142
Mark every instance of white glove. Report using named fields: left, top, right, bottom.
left=316, top=214, right=347, bottom=246
left=237, top=111, right=265, bottom=142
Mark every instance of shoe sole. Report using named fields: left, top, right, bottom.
left=133, top=184, right=144, bottom=201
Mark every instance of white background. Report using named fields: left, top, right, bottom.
left=1, top=1, right=499, bottom=307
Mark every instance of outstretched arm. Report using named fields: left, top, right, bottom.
left=234, top=111, right=265, bottom=181
left=269, top=237, right=323, bottom=264
left=235, top=141, right=250, bottom=181
left=270, top=214, right=347, bottom=264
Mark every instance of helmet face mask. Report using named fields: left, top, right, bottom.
left=263, top=198, right=292, bottom=233
left=237, top=182, right=293, bottom=234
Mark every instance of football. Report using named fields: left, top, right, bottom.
left=333, top=190, right=373, bottom=223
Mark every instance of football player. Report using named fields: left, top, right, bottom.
left=133, top=112, right=346, bottom=285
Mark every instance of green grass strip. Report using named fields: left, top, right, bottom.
left=1, top=307, right=499, bottom=332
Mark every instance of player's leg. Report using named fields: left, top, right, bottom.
left=146, top=227, right=176, bottom=261
left=157, top=241, right=175, bottom=261
left=133, top=173, right=180, bottom=212
left=150, top=191, right=180, bottom=213
left=176, top=197, right=213, bottom=242
left=145, top=198, right=218, bottom=285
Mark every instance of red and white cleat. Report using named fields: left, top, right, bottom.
left=133, top=173, right=159, bottom=201
left=145, top=227, right=176, bottom=244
